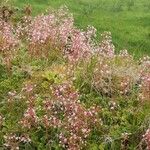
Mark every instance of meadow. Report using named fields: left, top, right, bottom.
left=0, top=0, right=150, bottom=150
left=13, top=0, right=150, bottom=56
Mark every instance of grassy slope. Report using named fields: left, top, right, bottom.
left=13, top=0, right=150, bottom=56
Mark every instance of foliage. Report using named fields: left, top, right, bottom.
left=13, top=0, right=150, bottom=56
left=0, top=5, right=150, bottom=150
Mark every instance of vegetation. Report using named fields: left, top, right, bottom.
left=0, top=1, right=150, bottom=150
left=12, top=0, right=150, bottom=56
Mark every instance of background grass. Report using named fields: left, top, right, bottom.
left=13, top=0, right=150, bottom=56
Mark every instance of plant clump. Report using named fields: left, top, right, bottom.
left=0, top=5, right=150, bottom=150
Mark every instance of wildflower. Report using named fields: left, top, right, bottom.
left=99, top=31, right=115, bottom=57
left=42, top=84, right=100, bottom=149
left=20, top=107, right=38, bottom=129
left=4, top=134, right=31, bottom=150
left=0, top=20, right=18, bottom=51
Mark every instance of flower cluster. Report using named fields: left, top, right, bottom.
left=66, top=28, right=93, bottom=61
left=85, top=53, right=139, bottom=96
left=18, top=83, right=38, bottom=129
left=7, top=90, right=17, bottom=102
left=4, top=134, right=31, bottom=150
left=139, top=74, right=150, bottom=101
left=27, top=6, right=74, bottom=57
left=0, top=19, right=18, bottom=68
left=92, top=58, right=112, bottom=95
left=0, top=6, right=122, bottom=63
left=98, top=31, right=115, bottom=57
left=16, top=15, right=32, bottom=40
left=20, top=107, right=38, bottom=129
left=42, top=84, right=100, bottom=149
left=0, top=20, right=18, bottom=52
left=26, top=6, right=98, bottom=61
left=8, top=81, right=100, bottom=150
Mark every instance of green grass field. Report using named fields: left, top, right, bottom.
left=13, top=0, right=150, bottom=56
